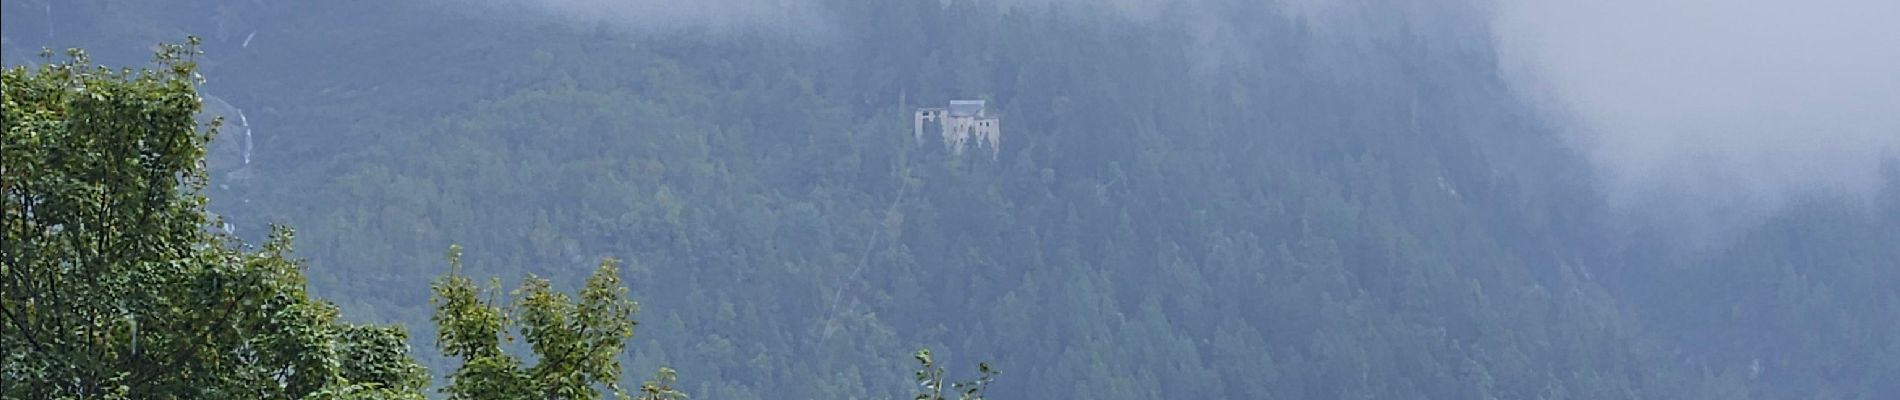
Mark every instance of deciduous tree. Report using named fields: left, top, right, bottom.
left=1, top=39, right=427, bottom=400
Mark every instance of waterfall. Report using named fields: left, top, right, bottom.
left=237, top=109, right=253, bottom=165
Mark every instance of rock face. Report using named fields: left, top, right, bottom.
left=914, top=99, right=1000, bottom=158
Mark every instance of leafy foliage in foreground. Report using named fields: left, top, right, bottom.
left=431, top=244, right=658, bottom=400
left=10, top=1, right=1898, bottom=398
left=1, top=41, right=426, bottom=400
left=1, top=39, right=984, bottom=400
left=12, top=1, right=1694, bottom=398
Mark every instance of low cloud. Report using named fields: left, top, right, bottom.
left=463, top=0, right=837, bottom=38
left=1493, top=0, right=1900, bottom=239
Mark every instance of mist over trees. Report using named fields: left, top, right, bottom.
left=5, top=0, right=1896, bottom=399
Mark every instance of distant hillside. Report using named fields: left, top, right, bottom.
left=7, top=1, right=1895, bottom=398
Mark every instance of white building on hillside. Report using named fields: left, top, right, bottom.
left=915, top=99, right=1000, bottom=158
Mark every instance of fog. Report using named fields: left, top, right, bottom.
left=465, top=0, right=837, bottom=38
left=1492, top=0, right=1900, bottom=240
left=8, top=0, right=1899, bottom=398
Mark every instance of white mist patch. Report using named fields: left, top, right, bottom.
left=474, top=0, right=836, bottom=38
left=1493, top=0, right=1900, bottom=235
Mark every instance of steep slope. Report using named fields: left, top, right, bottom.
left=18, top=1, right=1878, bottom=398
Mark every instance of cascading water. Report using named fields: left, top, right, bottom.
left=237, top=109, right=252, bottom=164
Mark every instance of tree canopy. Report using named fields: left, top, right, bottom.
left=2, top=40, right=428, bottom=400
left=4, top=1, right=1897, bottom=399
left=1, top=44, right=963, bottom=399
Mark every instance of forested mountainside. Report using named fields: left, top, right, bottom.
left=5, top=0, right=1895, bottom=399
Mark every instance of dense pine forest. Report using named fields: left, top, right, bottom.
left=5, top=0, right=1897, bottom=399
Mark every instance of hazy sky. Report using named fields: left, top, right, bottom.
left=1492, top=0, right=1900, bottom=234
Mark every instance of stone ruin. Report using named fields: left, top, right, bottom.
left=914, top=99, right=1000, bottom=158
